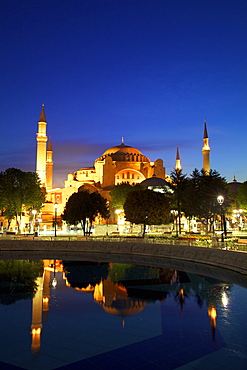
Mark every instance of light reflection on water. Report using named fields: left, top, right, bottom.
left=0, top=259, right=247, bottom=369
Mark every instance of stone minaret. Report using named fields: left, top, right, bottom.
left=175, top=146, right=182, bottom=171
left=36, top=104, right=48, bottom=186
left=46, top=138, right=53, bottom=191
left=202, top=119, right=210, bottom=173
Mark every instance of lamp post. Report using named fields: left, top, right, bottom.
left=54, top=203, right=58, bottom=237
left=217, top=195, right=224, bottom=242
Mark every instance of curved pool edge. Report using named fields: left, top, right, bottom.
left=1, top=239, right=247, bottom=275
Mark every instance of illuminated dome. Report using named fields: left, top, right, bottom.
left=97, top=141, right=150, bottom=162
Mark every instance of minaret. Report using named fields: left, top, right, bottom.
left=46, top=138, right=53, bottom=191
left=202, top=119, right=210, bottom=173
left=36, top=104, right=48, bottom=186
left=175, top=146, right=182, bottom=171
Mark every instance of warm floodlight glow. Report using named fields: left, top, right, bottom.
left=217, top=195, right=224, bottom=205
left=51, top=277, right=57, bottom=288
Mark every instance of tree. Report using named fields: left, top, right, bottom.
left=186, top=169, right=230, bottom=233
left=236, top=181, right=247, bottom=210
left=124, top=189, right=171, bottom=237
left=0, top=260, right=43, bottom=305
left=62, top=190, right=109, bottom=235
left=169, top=169, right=188, bottom=234
left=110, top=183, right=144, bottom=210
left=0, top=168, right=46, bottom=232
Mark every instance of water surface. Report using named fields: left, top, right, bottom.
left=0, top=258, right=246, bottom=369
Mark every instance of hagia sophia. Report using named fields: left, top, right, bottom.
left=37, top=104, right=211, bottom=230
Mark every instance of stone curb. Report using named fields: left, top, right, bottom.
left=0, top=239, right=247, bottom=275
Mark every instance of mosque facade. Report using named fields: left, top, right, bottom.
left=36, top=105, right=211, bottom=229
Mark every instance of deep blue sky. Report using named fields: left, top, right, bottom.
left=1, top=0, right=246, bottom=188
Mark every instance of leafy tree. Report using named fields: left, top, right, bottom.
left=236, top=181, right=247, bottom=210
left=186, top=169, right=230, bottom=233
left=0, top=168, right=46, bottom=232
left=169, top=169, right=188, bottom=233
left=124, top=189, right=171, bottom=237
left=62, top=190, right=109, bottom=235
left=110, top=183, right=144, bottom=210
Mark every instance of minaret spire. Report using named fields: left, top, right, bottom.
left=36, top=104, right=48, bottom=187
left=175, top=146, right=182, bottom=171
left=39, top=103, right=46, bottom=122
left=202, top=119, right=210, bottom=174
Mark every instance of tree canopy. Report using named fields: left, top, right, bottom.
left=124, top=189, right=171, bottom=237
left=177, top=169, right=230, bottom=232
left=0, top=168, right=45, bottom=231
left=236, top=181, right=247, bottom=210
left=0, top=260, right=43, bottom=305
left=62, top=190, right=109, bottom=235
left=110, top=183, right=144, bottom=210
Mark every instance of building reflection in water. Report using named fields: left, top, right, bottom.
left=30, top=260, right=64, bottom=354
left=94, top=276, right=147, bottom=328
left=25, top=260, right=231, bottom=354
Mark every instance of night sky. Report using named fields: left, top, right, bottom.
left=1, top=0, right=246, bottom=188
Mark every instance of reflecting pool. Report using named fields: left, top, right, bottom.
left=0, top=258, right=247, bottom=369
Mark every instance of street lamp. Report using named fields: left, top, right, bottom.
left=217, top=195, right=224, bottom=242
left=54, top=203, right=58, bottom=237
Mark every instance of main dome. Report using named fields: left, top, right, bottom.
left=103, top=143, right=143, bottom=156
left=97, top=142, right=150, bottom=162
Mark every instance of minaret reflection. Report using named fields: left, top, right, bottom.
left=42, top=261, right=51, bottom=321
left=30, top=260, right=59, bottom=354
left=208, top=305, right=217, bottom=340
left=30, top=275, right=44, bottom=354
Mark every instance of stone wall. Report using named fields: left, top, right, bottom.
left=0, top=239, right=247, bottom=275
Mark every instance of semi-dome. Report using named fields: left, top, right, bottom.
left=140, top=176, right=169, bottom=187
left=96, top=142, right=150, bottom=162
